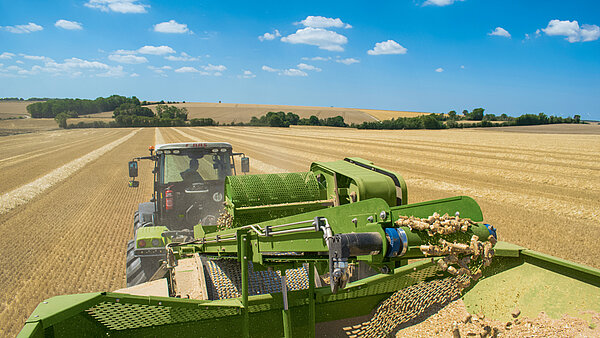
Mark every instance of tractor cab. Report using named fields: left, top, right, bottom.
left=126, top=142, right=249, bottom=286
left=154, top=143, right=235, bottom=230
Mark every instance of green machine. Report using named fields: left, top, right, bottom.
left=19, top=157, right=600, bottom=337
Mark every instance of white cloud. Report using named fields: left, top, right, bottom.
left=460, top=65, right=465, bottom=69
left=6, top=57, right=127, bottom=77
left=202, top=64, right=227, bottom=72
left=541, top=19, right=600, bottom=43
left=435, top=67, right=444, bottom=72
left=302, top=56, right=331, bottom=61
left=262, top=65, right=278, bottom=72
left=85, top=0, right=148, bottom=13
left=423, top=0, right=463, bottom=6
left=175, top=66, right=200, bottom=73
left=153, top=20, right=190, bottom=34
left=281, top=68, right=308, bottom=77
left=55, top=20, right=83, bottom=30
left=138, top=45, right=175, bottom=55
left=164, top=52, right=199, bottom=62
left=367, top=40, right=407, bottom=55
left=148, top=65, right=172, bottom=76
left=0, top=52, right=15, bottom=59
left=299, top=16, right=352, bottom=29
left=297, top=63, right=321, bottom=71
left=113, top=49, right=136, bottom=55
left=336, top=58, right=359, bottom=65
left=239, top=70, right=256, bottom=79
left=489, top=27, right=511, bottom=38
left=281, top=27, right=348, bottom=51
left=109, top=53, right=148, bottom=64
left=97, top=65, right=125, bottom=77
left=21, top=54, right=53, bottom=62
left=258, top=30, right=281, bottom=41
left=2, top=23, right=43, bottom=34
left=16, top=60, right=24, bottom=64
left=130, top=73, right=139, bottom=77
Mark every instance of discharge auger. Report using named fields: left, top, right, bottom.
left=18, top=143, right=600, bottom=338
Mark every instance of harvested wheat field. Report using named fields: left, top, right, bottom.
left=143, top=102, right=428, bottom=124
left=0, top=101, right=38, bottom=119
left=0, top=124, right=599, bottom=336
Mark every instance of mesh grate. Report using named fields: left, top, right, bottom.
left=225, top=172, right=323, bottom=226
left=86, top=301, right=239, bottom=331
left=204, top=259, right=309, bottom=300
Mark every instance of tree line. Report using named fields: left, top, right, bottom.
left=245, top=111, right=347, bottom=127
left=59, top=103, right=216, bottom=129
left=357, top=108, right=582, bottom=130
left=28, top=95, right=142, bottom=118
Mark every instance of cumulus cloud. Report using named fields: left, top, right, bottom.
left=109, top=53, right=148, bottom=64
left=367, top=40, right=407, bottom=55
left=130, top=73, right=139, bottom=77
left=175, top=66, right=200, bottom=73
left=489, top=27, right=511, bottom=38
left=85, top=0, right=148, bottom=13
left=6, top=57, right=126, bottom=77
left=148, top=65, right=172, bottom=76
left=281, top=68, right=308, bottom=77
left=297, top=63, right=321, bottom=71
left=164, top=52, right=199, bottom=62
left=302, top=56, right=331, bottom=61
left=336, top=58, right=359, bottom=65
left=423, top=0, right=463, bottom=6
left=2, top=23, right=43, bottom=34
left=460, top=65, right=465, bottom=69
left=281, top=27, right=348, bottom=51
left=0, top=52, right=15, bottom=59
left=202, top=64, right=227, bottom=72
left=299, top=16, right=351, bottom=29
left=541, top=19, right=600, bottom=43
left=262, top=65, right=278, bottom=72
left=138, top=45, right=175, bottom=55
left=154, top=20, right=190, bottom=34
left=21, top=54, right=53, bottom=62
left=55, top=20, right=83, bottom=30
left=239, top=70, right=256, bottom=79
left=97, top=65, right=125, bottom=77
left=258, top=29, right=281, bottom=41
left=435, top=67, right=444, bottom=72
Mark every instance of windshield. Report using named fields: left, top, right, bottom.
left=160, top=149, right=232, bottom=184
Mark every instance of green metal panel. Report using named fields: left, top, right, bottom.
left=343, top=157, right=408, bottom=205
left=136, top=226, right=168, bottom=247
left=310, top=159, right=398, bottom=207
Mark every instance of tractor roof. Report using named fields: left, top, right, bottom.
left=155, top=142, right=232, bottom=151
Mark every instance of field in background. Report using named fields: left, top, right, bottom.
left=0, top=101, right=37, bottom=119
left=142, top=102, right=429, bottom=124
left=0, top=124, right=598, bottom=336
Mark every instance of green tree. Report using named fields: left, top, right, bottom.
left=574, top=114, right=581, bottom=123
left=470, top=108, right=485, bottom=121
left=448, top=110, right=457, bottom=120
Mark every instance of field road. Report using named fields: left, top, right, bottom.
left=0, top=125, right=598, bottom=336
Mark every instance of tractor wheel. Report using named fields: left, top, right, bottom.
left=126, top=240, right=161, bottom=287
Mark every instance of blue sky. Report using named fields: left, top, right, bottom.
left=1, top=0, right=599, bottom=119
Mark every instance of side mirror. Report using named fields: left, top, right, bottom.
left=241, top=157, right=250, bottom=173
left=128, top=161, right=138, bottom=178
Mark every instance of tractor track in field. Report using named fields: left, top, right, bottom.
left=0, top=130, right=128, bottom=194
left=0, top=128, right=154, bottom=337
